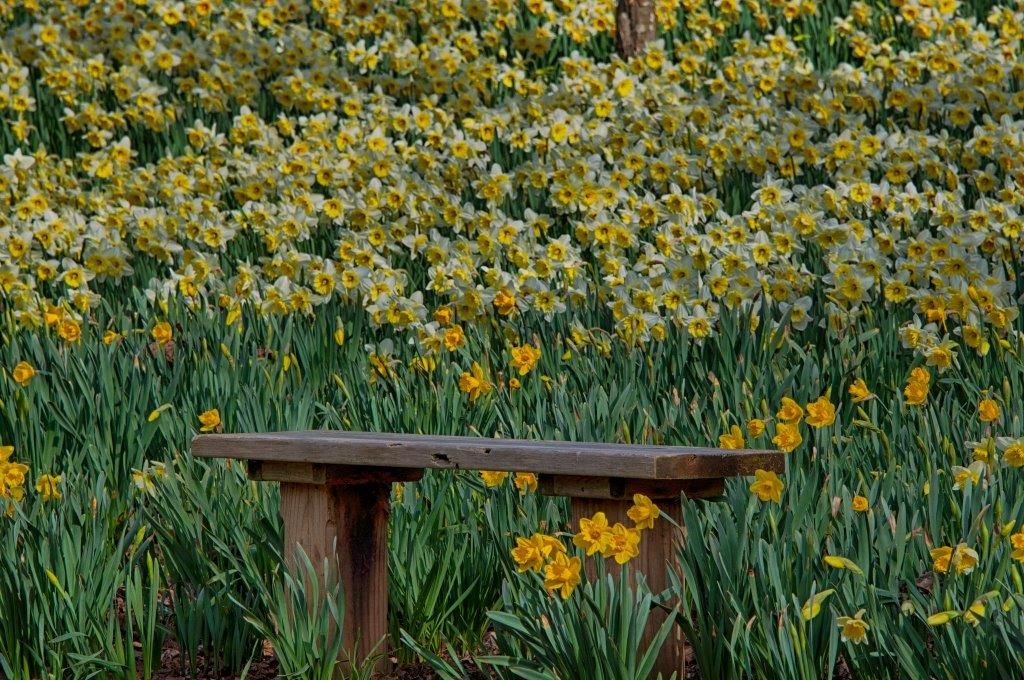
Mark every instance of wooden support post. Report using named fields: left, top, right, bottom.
left=571, top=495, right=685, bottom=679
left=279, top=481, right=390, bottom=673
left=538, top=475, right=723, bottom=679
left=257, top=462, right=421, bottom=676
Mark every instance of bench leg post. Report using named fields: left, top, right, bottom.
left=570, top=496, right=686, bottom=679
left=279, top=481, right=391, bottom=675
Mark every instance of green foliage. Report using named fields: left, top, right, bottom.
left=237, top=547, right=348, bottom=680
left=0, top=477, right=157, bottom=679
left=391, top=469, right=566, bottom=659
left=481, top=567, right=678, bottom=680
left=2, top=294, right=1024, bottom=677
left=2, top=0, right=1023, bottom=675
left=390, top=471, right=507, bottom=655
left=142, top=456, right=279, bottom=676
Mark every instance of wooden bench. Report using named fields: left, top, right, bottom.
left=192, top=431, right=783, bottom=677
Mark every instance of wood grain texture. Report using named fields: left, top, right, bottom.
left=194, top=431, right=783, bottom=480
left=250, top=461, right=423, bottom=485
left=250, top=461, right=327, bottom=484
left=279, top=482, right=392, bottom=675
left=538, top=474, right=724, bottom=499
left=571, top=496, right=685, bottom=679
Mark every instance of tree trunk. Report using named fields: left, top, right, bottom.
left=616, top=0, right=656, bottom=58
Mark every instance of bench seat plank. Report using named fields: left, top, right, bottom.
left=192, top=430, right=783, bottom=479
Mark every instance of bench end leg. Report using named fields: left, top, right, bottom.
left=279, top=480, right=392, bottom=675
left=570, top=496, right=686, bottom=679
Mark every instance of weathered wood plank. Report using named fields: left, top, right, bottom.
left=193, top=431, right=783, bottom=480
left=249, top=460, right=327, bottom=484
left=248, top=461, right=423, bottom=485
left=538, top=474, right=724, bottom=499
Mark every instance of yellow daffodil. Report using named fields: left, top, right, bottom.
left=603, top=522, right=642, bottom=565
left=509, top=344, right=541, bottom=375
left=626, top=493, right=660, bottom=530
left=719, top=424, right=745, bottom=449
left=198, top=408, right=221, bottom=433
left=749, top=469, right=784, bottom=503
left=480, top=470, right=509, bottom=487
left=543, top=552, right=582, bottom=599
left=459, top=362, right=492, bottom=402
left=11, top=361, right=35, bottom=386
left=35, top=474, right=61, bottom=501
left=903, top=378, right=929, bottom=406
left=573, top=511, right=612, bottom=556
left=978, top=398, right=1000, bottom=423
left=511, top=532, right=564, bottom=572
left=847, top=379, right=874, bottom=403
left=836, top=610, right=869, bottom=644
left=777, top=397, right=804, bottom=423
left=804, top=395, right=836, bottom=428
left=772, top=422, right=803, bottom=453
left=152, top=322, right=173, bottom=346
left=513, top=472, right=538, bottom=494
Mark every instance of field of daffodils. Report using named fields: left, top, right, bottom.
left=1, top=0, right=1024, bottom=677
